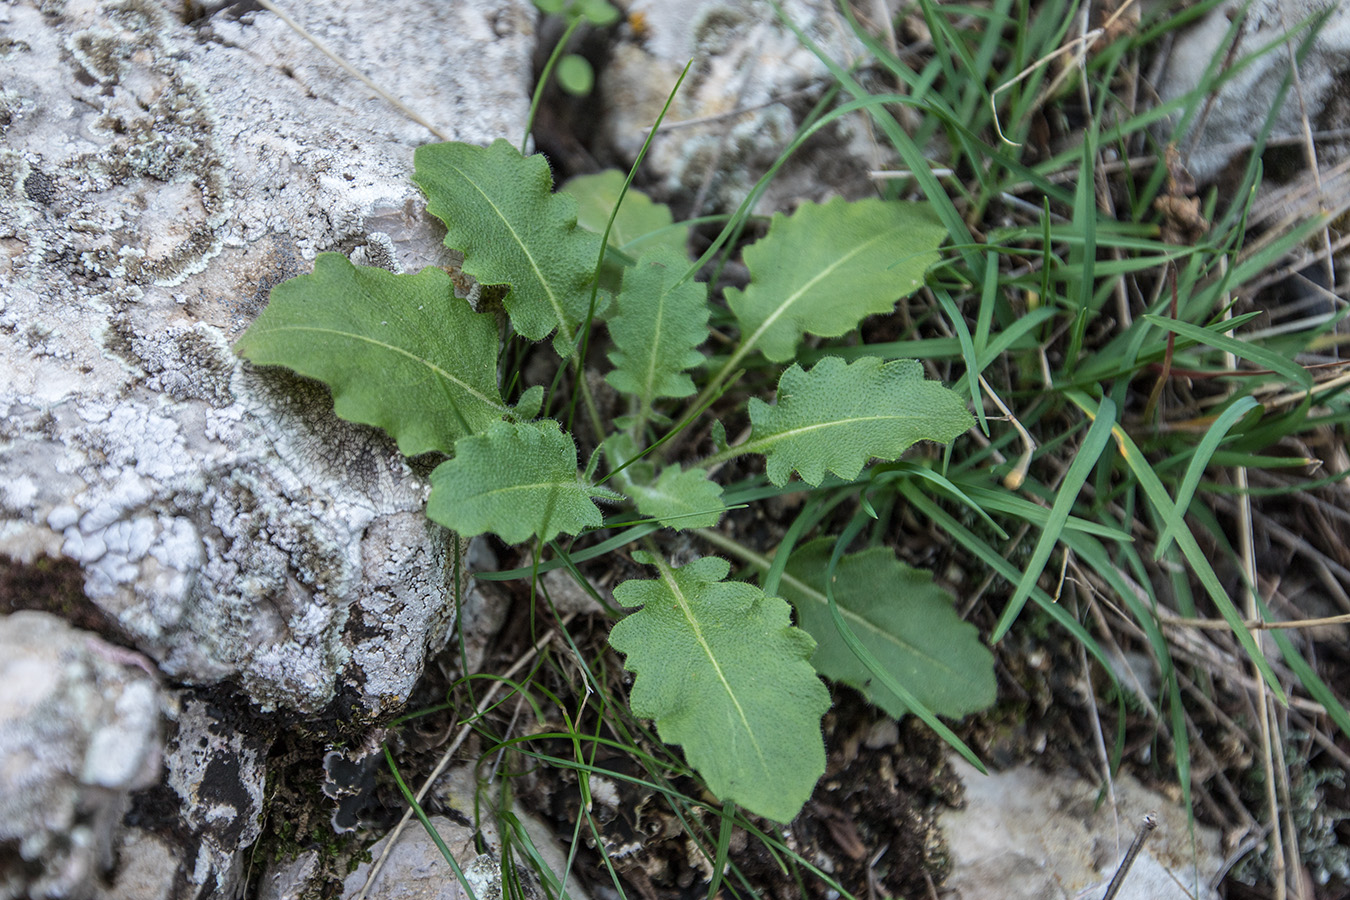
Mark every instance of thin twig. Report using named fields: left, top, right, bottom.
left=990, top=27, right=1104, bottom=146
left=1157, top=611, right=1350, bottom=631
left=644, top=84, right=823, bottom=133
left=980, top=375, right=1037, bottom=489
left=1079, top=635, right=1121, bottom=854
left=1279, top=0, right=1336, bottom=296
left=1100, top=813, right=1157, bottom=900
left=1221, top=244, right=1289, bottom=900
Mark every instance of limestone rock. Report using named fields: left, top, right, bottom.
left=339, top=818, right=508, bottom=900
left=940, top=757, right=1223, bottom=900
left=600, top=0, right=899, bottom=214
left=1156, top=0, right=1350, bottom=181
left=0, top=611, right=165, bottom=900
left=0, top=0, right=534, bottom=715
left=94, top=828, right=178, bottom=900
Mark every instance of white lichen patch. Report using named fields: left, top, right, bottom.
left=0, top=0, right=231, bottom=289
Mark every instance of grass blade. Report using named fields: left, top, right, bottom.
left=991, top=397, right=1118, bottom=641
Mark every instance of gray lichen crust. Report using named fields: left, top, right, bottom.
left=0, top=0, right=534, bottom=715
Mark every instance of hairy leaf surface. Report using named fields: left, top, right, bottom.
left=623, top=465, right=724, bottom=530
left=609, top=553, right=830, bottom=822
left=235, top=253, right=505, bottom=456
left=414, top=139, right=603, bottom=355
left=604, top=435, right=723, bottom=530
left=782, top=539, right=996, bottom=719
left=745, top=357, right=972, bottom=486
left=564, top=170, right=690, bottom=257
left=427, top=420, right=615, bottom=544
left=605, top=247, right=709, bottom=411
left=727, top=197, right=945, bottom=362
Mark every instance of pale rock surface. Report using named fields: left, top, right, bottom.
left=255, top=850, right=320, bottom=900
left=93, top=829, right=178, bottom=900
left=601, top=0, right=899, bottom=214
left=435, top=764, right=592, bottom=900
left=940, top=757, right=1223, bottom=900
left=0, top=611, right=165, bottom=900
left=1156, top=0, right=1350, bottom=181
left=0, top=0, right=533, bottom=718
left=339, top=817, right=542, bottom=900
left=263, top=763, right=583, bottom=900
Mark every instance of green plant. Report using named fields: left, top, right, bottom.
left=241, top=0, right=1350, bottom=893
left=234, top=137, right=994, bottom=823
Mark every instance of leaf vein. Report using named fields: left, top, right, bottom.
left=740, top=225, right=904, bottom=355
left=658, top=565, right=770, bottom=775
left=446, top=161, right=573, bottom=344
left=258, top=325, right=506, bottom=412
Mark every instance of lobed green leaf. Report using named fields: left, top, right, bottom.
left=745, top=357, right=972, bottom=486
left=609, top=552, right=830, bottom=822
left=413, top=139, right=604, bottom=355
left=604, top=435, right=724, bottom=530
left=623, top=465, right=725, bottom=530
left=426, top=420, right=616, bottom=544
left=781, top=539, right=996, bottom=719
left=234, top=253, right=506, bottom=456
left=564, top=170, right=691, bottom=257
left=605, top=247, right=709, bottom=413
left=728, top=196, right=946, bottom=363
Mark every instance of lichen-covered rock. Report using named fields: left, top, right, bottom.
left=600, top=0, right=898, bottom=214
left=0, top=610, right=165, bottom=900
left=159, top=697, right=269, bottom=897
left=0, top=0, right=533, bottom=715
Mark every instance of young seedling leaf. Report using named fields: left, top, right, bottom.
left=624, top=465, right=725, bottom=530
left=234, top=253, right=506, bottom=456
left=564, top=170, right=691, bottom=257
left=781, top=539, right=996, bottom=719
left=605, top=247, right=709, bottom=412
left=603, top=435, right=723, bottom=530
left=413, top=139, right=604, bottom=355
left=609, top=553, right=830, bottom=822
left=744, top=357, right=972, bottom=486
left=536, top=0, right=620, bottom=25
left=728, top=197, right=946, bottom=363
left=556, top=54, right=595, bottom=96
left=426, top=420, right=615, bottom=544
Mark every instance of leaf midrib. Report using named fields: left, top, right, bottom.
left=738, top=224, right=903, bottom=357
left=255, top=324, right=505, bottom=413
left=445, top=159, right=575, bottom=345
left=658, top=564, right=769, bottom=774
left=740, top=411, right=927, bottom=455
left=641, top=284, right=671, bottom=405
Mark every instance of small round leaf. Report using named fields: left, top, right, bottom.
left=557, top=54, right=594, bottom=96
